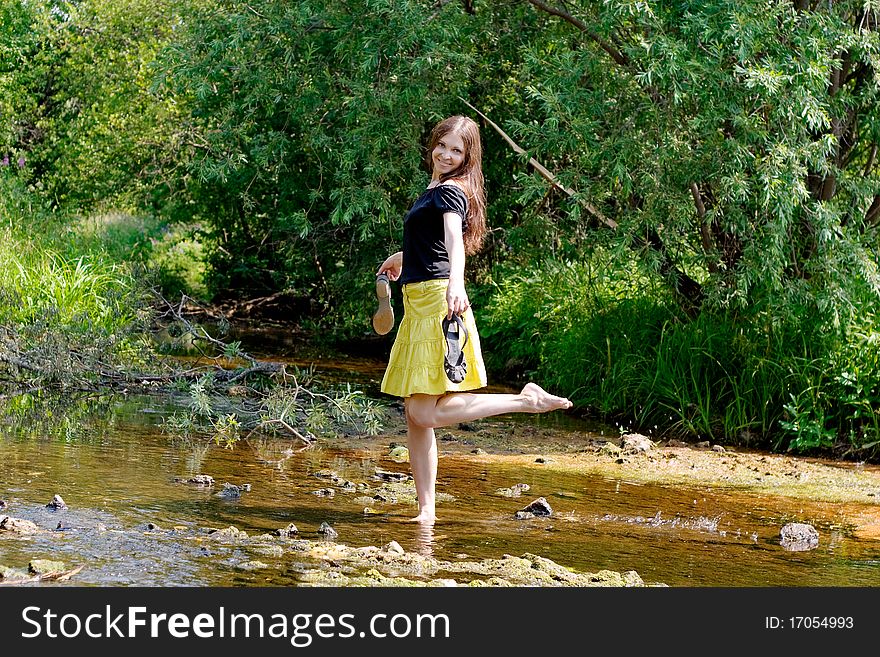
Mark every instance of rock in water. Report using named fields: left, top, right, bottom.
left=519, top=497, right=553, bottom=517
left=780, top=522, right=819, bottom=551
left=318, top=522, right=338, bottom=539
left=46, top=494, right=67, bottom=510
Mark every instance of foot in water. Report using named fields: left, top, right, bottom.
left=372, top=273, right=394, bottom=335
left=521, top=382, right=573, bottom=412
left=407, top=510, right=436, bottom=525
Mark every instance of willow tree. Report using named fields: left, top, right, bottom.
left=496, top=1, right=876, bottom=314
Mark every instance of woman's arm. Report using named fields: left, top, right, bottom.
left=443, top=212, right=469, bottom=319
left=377, top=251, right=403, bottom=280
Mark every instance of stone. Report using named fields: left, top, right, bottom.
left=207, top=526, right=248, bottom=540
left=46, top=494, right=67, bottom=510
left=0, top=516, right=40, bottom=534
left=621, top=433, right=653, bottom=454
left=175, top=474, right=214, bottom=486
left=217, top=483, right=243, bottom=499
left=318, top=522, right=338, bottom=539
left=373, top=468, right=411, bottom=482
left=520, top=497, right=553, bottom=517
left=780, top=523, right=819, bottom=551
left=600, top=442, right=622, bottom=457
left=28, top=559, right=67, bottom=575
left=277, top=523, right=299, bottom=537
left=389, top=445, right=409, bottom=462
left=384, top=540, right=405, bottom=555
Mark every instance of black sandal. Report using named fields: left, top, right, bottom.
left=442, top=314, right=468, bottom=383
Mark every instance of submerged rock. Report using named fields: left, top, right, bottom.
left=497, top=483, right=530, bottom=498
left=277, top=523, right=299, bottom=537
left=175, top=474, right=215, bottom=486
left=207, top=526, right=249, bottom=541
left=373, top=468, right=411, bottom=483
left=217, top=483, right=245, bottom=499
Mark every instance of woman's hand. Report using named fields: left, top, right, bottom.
left=377, top=251, right=403, bottom=281
left=445, top=278, right=469, bottom=319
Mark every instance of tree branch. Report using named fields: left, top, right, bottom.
left=460, top=98, right=702, bottom=313
left=691, top=182, right=718, bottom=273
left=458, top=97, right=618, bottom=229
left=526, top=0, right=629, bottom=66
left=865, top=142, right=877, bottom=177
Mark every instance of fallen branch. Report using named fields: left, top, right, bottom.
left=0, top=565, right=84, bottom=586
left=247, top=418, right=314, bottom=446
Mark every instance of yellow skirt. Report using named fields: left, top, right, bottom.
left=381, top=279, right=487, bottom=397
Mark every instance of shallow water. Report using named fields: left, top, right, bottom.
left=1, top=331, right=879, bottom=587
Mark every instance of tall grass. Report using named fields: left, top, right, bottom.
left=0, top=174, right=152, bottom=382
left=479, top=253, right=880, bottom=456
left=0, top=243, right=136, bottom=332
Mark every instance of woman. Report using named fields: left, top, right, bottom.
left=376, top=115, right=572, bottom=524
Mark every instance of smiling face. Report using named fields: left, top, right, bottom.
left=430, top=131, right=466, bottom=180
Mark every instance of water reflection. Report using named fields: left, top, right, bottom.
left=413, top=521, right=436, bottom=558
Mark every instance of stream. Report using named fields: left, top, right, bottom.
left=1, top=326, right=879, bottom=587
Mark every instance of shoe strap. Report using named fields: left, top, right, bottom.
left=442, top=314, right=469, bottom=350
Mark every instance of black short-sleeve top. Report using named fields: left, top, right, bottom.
left=398, top=183, right=469, bottom=285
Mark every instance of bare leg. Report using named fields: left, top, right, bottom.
left=407, top=383, right=572, bottom=430
left=404, top=402, right=438, bottom=524
left=403, top=383, right=571, bottom=524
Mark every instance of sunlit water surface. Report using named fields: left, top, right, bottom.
left=1, top=328, right=879, bottom=587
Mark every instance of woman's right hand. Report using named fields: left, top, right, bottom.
left=377, top=251, right=403, bottom=281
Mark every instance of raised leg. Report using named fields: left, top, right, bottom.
left=406, top=383, right=572, bottom=430
left=402, top=384, right=571, bottom=524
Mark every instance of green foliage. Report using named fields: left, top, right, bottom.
left=481, top=253, right=880, bottom=455
left=151, top=0, right=489, bottom=306
left=0, top=0, right=194, bottom=210
left=163, top=374, right=387, bottom=448
left=0, top=167, right=153, bottom=386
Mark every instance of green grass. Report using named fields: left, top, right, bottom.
left=479, top=253, right=880, bottom=456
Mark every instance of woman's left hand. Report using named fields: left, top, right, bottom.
left=446, top=280, right=469, bottom=319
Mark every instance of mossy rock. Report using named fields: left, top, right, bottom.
left=29, top=559, right=67, bottom=575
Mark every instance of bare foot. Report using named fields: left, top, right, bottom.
left=407, top=511, right=436, bottom=525
left=521, top=382, right=573, bottom=412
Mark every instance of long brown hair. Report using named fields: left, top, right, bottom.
left=426, top=115, right=487, bottom=255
